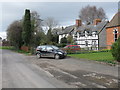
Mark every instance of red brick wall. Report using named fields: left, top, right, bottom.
left=106, top=26, right=120, bottom=49
left=21, top=46, right=29, bottom=52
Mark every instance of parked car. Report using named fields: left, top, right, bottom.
left=36, top=45, right=67, bottom=59
left=62, top=45, right=81, bottom=53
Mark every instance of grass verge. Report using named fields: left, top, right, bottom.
left=68, top=52, right=117, bottom=65
left=0, top=46, right=31, bottom=55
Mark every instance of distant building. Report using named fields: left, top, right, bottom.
left=59, top=19, right=108, bottom=50
left=106, top=12, right=120, bottom=49
left=0, top=37, right=2, bottom=46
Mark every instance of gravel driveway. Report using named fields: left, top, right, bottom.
left=25, top=54, right=119, bottom=88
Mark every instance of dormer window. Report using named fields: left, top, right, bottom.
left=92, top=31, right=97, bottom=37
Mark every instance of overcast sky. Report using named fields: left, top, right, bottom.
left=0, top=1, right=119, bottom=39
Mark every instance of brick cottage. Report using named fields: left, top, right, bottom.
left=106, top=12, right=120, bottom=49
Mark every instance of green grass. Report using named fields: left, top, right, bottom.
left=0, top=46, right=31, bottom=55
left=0, top=46, right=14, bottom=50
left=68, top=52, right=116, bottom=65
left=15, top=49, right=31, bottom=55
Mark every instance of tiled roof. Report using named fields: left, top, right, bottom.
left=77, top=20, right=108, bottom=34
left=106, top=12, right=120, bottom=28
left=59, top=25, right=75, bottom=34
left=59, top=20, right=108, bottom=35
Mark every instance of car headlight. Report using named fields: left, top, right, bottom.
left=58, top=52, right=63, bottom=54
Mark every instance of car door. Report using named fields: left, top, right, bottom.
left=46, top=46, right=54, bottom=57
left=40, top=46, right=47, bottom=57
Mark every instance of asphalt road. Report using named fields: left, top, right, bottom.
left=2, top=50, right=71, bottom=88
left=2, top=49, right=119, bottom=88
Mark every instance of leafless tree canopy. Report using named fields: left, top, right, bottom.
left=44, top=17, right=58, bottom=30
left=79, top=5, right=107, bottom=25
left=31, top=11, right=43, bottom=32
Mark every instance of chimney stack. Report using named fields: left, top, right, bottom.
left=94, top=19, right=101, bottom=25
left=76, top=19, right=81, bottom=27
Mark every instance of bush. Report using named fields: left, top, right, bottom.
left=57, top=43, right=66, bottom=48
left=61, top=37, right=67, bottom=44
left=111, top=37, right=120, bottom=62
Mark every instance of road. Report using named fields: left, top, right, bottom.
left=2, top=50, right=119, bottom=88
left=2, top=50, right=71, bottom=88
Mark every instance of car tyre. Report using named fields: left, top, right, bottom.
left=36, top=53, right=41, bottom=59
left=54, top=54, right=60, bottom=59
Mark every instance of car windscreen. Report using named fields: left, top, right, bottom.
left=52, top=46, right=59, bottom=50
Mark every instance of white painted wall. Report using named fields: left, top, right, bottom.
left=75, top=32, right=99, bottom=50
left=59, top=34, right=69, bottom=43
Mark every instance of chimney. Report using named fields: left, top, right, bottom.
left=76, top=19, right=81, bottom=27
left=94, top=19, right=101, bottom=25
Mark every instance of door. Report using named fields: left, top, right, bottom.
left=46, top=46, right=54, bottom=57
left=40, top=46, right=47, bottom=57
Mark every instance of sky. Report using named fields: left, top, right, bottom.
left=0, top=0, right=119, bottom=39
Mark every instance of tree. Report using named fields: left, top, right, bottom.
left=44, top=17, right=58, bottom=44
left=7, top=21, right=22, bottom=49
left=61, top=37, right=67, bottom=44
left=30, top=11, right=44, bottom=47
left=44, top=17, right=58, bottom=30
left=46, top=28, right=53, bottom=44
left=79, top=5, right=107, bottom=24
left=22, top=9, right=32, bottom=46
left=33, top=31, right=47, bottom=47
left=31, top=11, right=43, bottom=33
left=52, top=34, right=59, bottom=44
left=111, top=37, right=120, bottom=62
left=67, top=35, right=73, bottom=44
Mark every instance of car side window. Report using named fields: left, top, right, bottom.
left=46, top=46, right=53, bottom=51
left=41, top=46, right=46, bottom=51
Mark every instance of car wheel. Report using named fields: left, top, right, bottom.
left=36, top=53, right=41, bottom=59
left=54, top=54, right=60, bottom=59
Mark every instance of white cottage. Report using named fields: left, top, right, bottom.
left=59, top=19, right=108, bottom=50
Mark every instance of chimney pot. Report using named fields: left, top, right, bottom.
left=76, top=19, right=81, bottom=27
left=94, top=19, right=101, bottom=25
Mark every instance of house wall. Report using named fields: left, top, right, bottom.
left=99, top=28, right=107, bottom=49
left=106, top=26, right=120, bottom=49
left=59, top=34, right=69, bottom=43
left=75, top=32, right=98, bottom=50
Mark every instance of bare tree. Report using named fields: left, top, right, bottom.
left=44, top=17, right=58, bottom=30
left=31, top=11, right=43, bottom=33
left=79, top=5, right=107, bottom=24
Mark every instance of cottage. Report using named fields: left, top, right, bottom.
left=75, top=19, right=108, bottom=50
left=106, top=12, right=120, bottom=49
left=59, top=19, right=108, bottom=50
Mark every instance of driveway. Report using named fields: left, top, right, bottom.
left=2, top=50, right=119, bottom=88
left=25, top=53, right=118, bottom=88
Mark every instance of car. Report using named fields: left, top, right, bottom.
left=36, top=45, right=67, bottom=59
left=63, top=45, right=81, bottom=53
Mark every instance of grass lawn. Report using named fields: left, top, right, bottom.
left=68, top=52, right=116, bottom=64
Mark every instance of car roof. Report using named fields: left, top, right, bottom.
left=37, top=45, right=56, bottom=47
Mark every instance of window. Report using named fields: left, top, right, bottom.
left=46, top=46, right=53, bottom=51
left=41, top=46, right=46, bottom=51
left=113, top=28, right=118, bottom=42
left=92, top=40, right=96, bottom=46
left=85, top=41, right=88, bottom=46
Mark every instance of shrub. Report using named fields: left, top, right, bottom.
left=111, top=37, right=120, bottom=62
left=61, top=37, right=67, bottom=44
